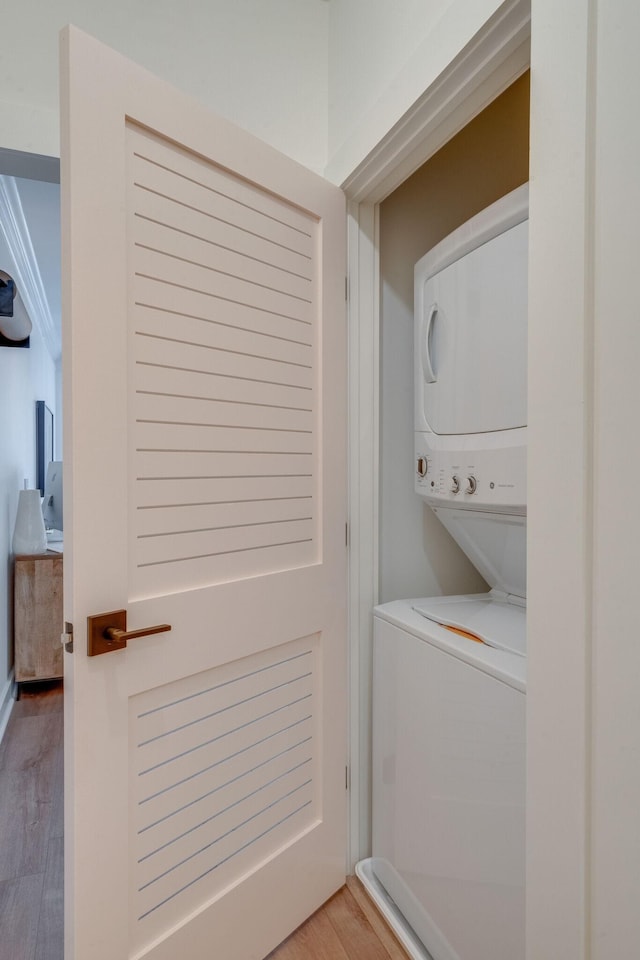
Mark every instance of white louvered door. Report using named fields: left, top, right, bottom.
left=61, top=28, right=346, bottom=960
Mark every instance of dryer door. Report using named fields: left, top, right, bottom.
left=415, top=195, right=528, bottom=436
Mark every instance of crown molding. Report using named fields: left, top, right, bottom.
left=0, top=175, right=60, bottom=361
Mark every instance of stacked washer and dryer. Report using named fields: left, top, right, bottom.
left=357, top=185, right=529, bottom=960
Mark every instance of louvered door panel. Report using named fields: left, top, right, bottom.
left=127, top=125, right=320, bottom=598
left=130, top=636, right=320, bottom=952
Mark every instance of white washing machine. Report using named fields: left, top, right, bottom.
left=358, top=185, right=529, bottom=960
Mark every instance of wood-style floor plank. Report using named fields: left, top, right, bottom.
left=34, top=836, right=64, bottom=960
left=0, top=711, right=62, bottom=882
left=48, top=736, right=64, bottom=841
left=345, top=876, right=411, bottom=960
left=325, top=884, right=396, bottom=960
left=0, top=682, right=63, bottom=960
left=265, top=882, right=410, bottom=960
left=267, top=898, right=352, bottom=960
left=0, top=874, right=44, bottom=960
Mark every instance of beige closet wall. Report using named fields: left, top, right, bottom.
left=378, top=72, right=530, bottom=602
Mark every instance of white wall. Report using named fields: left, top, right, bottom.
left=1, top=0, right=329, bottom=175
left=328, top=0, right=456, bottom=154
left=326, top=0, right=507, bottom=184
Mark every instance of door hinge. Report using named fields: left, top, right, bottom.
left=345, top=522, right=349, bottom=547
left=345, top=276, right=349, bottom=302
left=60, top=621, right=74, bottom=653
left=345, top=765, right=350, bottom=790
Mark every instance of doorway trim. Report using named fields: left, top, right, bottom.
left=341, top=0, right=531, bottom=871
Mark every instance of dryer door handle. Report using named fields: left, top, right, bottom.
left=421, top=301, right=438, bottom=383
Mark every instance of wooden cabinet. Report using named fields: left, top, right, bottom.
left=14, top=552, right=63, bottom=685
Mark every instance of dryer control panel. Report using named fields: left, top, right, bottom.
left=415, top=431, right=526, bottom=513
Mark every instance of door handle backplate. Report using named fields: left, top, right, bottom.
left=87, top=609, right=171, bottom=656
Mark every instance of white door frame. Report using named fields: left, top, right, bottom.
left=345, top=0, right=611, bottom=955
left=342, top=0, right=532, bottom=873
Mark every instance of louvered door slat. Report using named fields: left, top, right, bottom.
left=133, top=276, right=312, bottom=345
left=136, top=188, right=313, bottom=281
left=136, top=423, right=312, bottom=456
left=135, top=449, right=311, bottom=476
left=134, top=335, right=313, bottom=390
left=137, top=518, right=314, bottom=568
left=133, top=246, right=313, bottom=325
left=133, top=187, right=313, bottom=280
left=134, top=305, right=313, bottom=367
left=135, top=361, right=312, bottom=411
left=137, top=499, right=313, bottom=539
left=136, top=393, right=312, bottom=433
left=134, top=476, right=313, bottom=510
left=134, top=214, right=313, bottom=302
left=131, top=132, right=315, bottom=251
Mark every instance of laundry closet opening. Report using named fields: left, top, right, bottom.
left=378, top=71, right=530, bottom=604
left=363, top=71, right=530, bottom=959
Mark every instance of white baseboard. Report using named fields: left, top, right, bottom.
left=0, top=670, right=16, bottom=745
left=355, top=859, right=432, bottom=960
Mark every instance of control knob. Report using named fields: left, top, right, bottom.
left=465, top=476, right=477, bottom=494
left=450, top=475, right=460, bottom=495
left=417, top=457, right=428, bottom=478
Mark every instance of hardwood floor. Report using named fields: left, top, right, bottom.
left=266, top=877, right=410, bottom=960
left=0, top=680, right=63, bottom=960
left=0, top=683, right=408, bottom=960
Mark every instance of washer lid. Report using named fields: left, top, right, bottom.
left=412, top=592, right=526, bottom=657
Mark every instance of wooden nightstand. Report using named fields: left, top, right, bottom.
left=14, top=551, right=64, bottom=689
